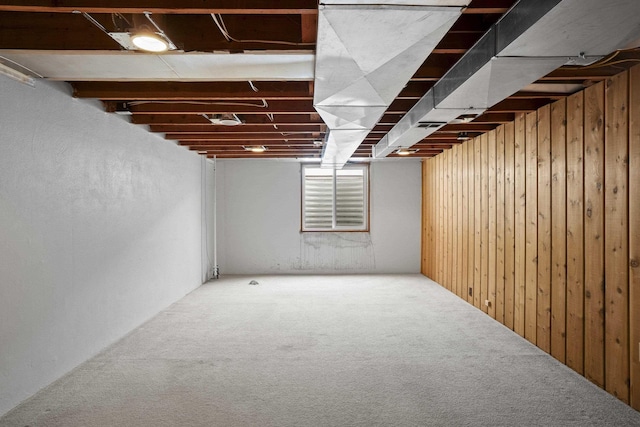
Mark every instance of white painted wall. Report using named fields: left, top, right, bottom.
left=0, top=77, right=205, bottom=415
left=217, top=159, right=421, bottom=274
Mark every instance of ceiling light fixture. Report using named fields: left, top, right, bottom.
left=131, top=29, right=170, bottom=52
left=395, top=148, right=419, bottom=156
left=451, top=114, right=479, bottom=124
left=206, top=113, right=243, bottom=126
left=76, top=11, right=176, bottom=52
left=243, top=146, right=267, bottom=153
left=457, top=132, right=470, bottom=141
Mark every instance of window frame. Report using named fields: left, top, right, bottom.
left=300, top=163, right=370, bottom=232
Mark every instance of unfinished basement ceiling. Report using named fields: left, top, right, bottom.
left=0, top=0, right=639, bottom=160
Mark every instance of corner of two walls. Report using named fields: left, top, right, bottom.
left=421, top=64, right=640, bottom=411
left=0, top=77, right=208, bottom=415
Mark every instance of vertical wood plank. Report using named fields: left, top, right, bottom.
left=566, top=91, right=584, bottom=374
left=629, top=64, right=640, bottom=412
left=468, top=139, right=476, bottom=304
left=462, top=143, right=469, bottom=302
left=458, top=145, right=465, bottom=299
left=584, top=81, right=606, bottom=388
left=444, top=151, right=450, bottom=290
left=488, top=130, right=497, bottom=318
left=504, top=121, right=516, bottom=330
left=537, top=104, right=552, bottom=353
left=496, top=125, right=506, bottom=324
left=525, top=111, right=539, bottom=344
left=481, top=133, right=490, bottom=313
left=439, top=153, right=445, bottom=285
left=452, top=146, right=459, bottom=295
left=514, top=114, right=527, bottom=336
left=432, top=157, right=438, bottom=281
left=604, top=71, right=629, bottom=403
left=475, top=136, right=482, bottom=308
left=435, top=155, right=440, bottom=284
left=551, top=98, right=567, bottom=363
left=422, top=160, right=428, bottom=275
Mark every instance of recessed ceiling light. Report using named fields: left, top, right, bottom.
left=457, top=132, right=470, bottom=141
left=243, top=146, right=267, bottom=153
left=131, top=32, right=170, bottom=52
left=395, top=148, right=419, bottom=156
left=207, top=114, right=243, bottom=126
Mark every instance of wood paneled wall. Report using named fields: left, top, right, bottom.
left=421, top=65, right=640, bottom=411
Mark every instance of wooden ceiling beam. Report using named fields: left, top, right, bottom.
left=108, top=100, right=316, bottom=114
left=0, top=12, right=313, bottom=51
left=170, top=133, right=321, bottom=141
left=0, top=12, right=119, bottom=50
left=472, top=112, right=516, bottom=124
left=487, top=98, right=551, bottom=113
left=179, top=139, right=321, bottom=146
left=73, top=81, right=313, bottom=100
left=507, top=91, right=569, bottom=100
left=188, top=143, right=323, bottom=149
left=0, top=1, right=318, bottom=14
left=149, top=124, right=324, bottom=133
left=130, top=114, right=324, bottom=125
left=436, top=123, right=500, bottom=132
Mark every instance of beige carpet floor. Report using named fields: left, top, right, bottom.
left=1, top=274, right=639, bottom=426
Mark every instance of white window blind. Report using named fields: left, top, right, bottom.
left=302, top=165, right=368, bottom=231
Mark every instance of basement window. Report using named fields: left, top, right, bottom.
left=301, top=164, right=369, bottom=232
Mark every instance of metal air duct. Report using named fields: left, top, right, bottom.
left=373, top=0, right=640, bottom=158
left=314, top=1, right=472, bottom=168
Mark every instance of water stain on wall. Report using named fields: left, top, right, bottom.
left=299, top=232, right=375, bottom=271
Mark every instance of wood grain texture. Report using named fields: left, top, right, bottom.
left=422, top=160, right=430, bottom=277
left=468, top=138, right=476, bottom=304
left=457, top=145, right=465, bottom=299
left=488, top=130, right=497, bottom=317
left=444, top=151, right=450, bottom=290
left=496, top=125, right=506, bottom=324
left=438, top=154, right=444, bottom=284
left=475, top=137, right=482, bottom=308
left=462, top=143, right=469, bottom=302
left=537, top=104, right=552, bottom=353
left=604, top=71, right=629, bottom=403
left=629, top=64, right=640, bottom=412
left=514, top=113, right=527, bottom=337
left=419, top=64, right=640, bottom=410
left=566, top=91, right=584, bottom=374
left=452, top=146, right=459, bottom=296
left=550, top=98, right=567, bottom=363
left=504, top=121, right=516, bottom=330
left=481, top=133, right=489, bottom=313
left=525, top=111, right=538, bottom=344
left=583, top=82, right=606, bottom=388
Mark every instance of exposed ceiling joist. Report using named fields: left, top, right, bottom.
left=0, top=1, right=319, bottom=14
left=2, top=0, right=638, bottom=159
left=71, top=81, right=313, bottom=100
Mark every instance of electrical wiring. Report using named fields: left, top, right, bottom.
left=570, top=48, right=640, bottom=69
left=210, top=13, right=315, bottom=47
